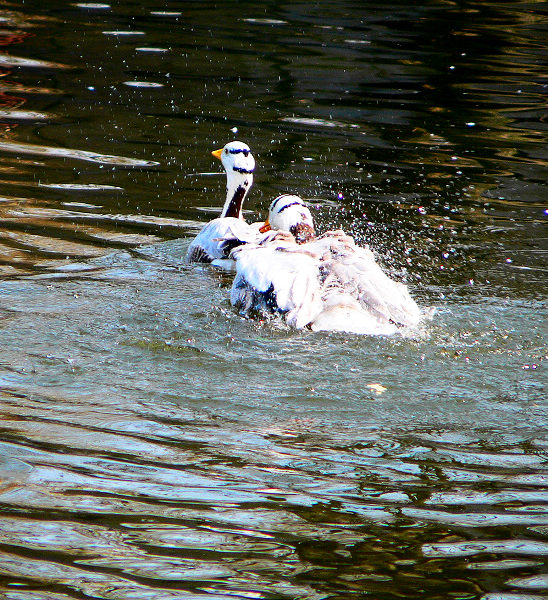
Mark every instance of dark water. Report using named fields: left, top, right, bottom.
left=0, top=1, right=547, bottom=599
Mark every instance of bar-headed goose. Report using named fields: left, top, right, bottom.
left=231, top=195, right=421, bottom=335
left=186, top=141, right=259, bottom=267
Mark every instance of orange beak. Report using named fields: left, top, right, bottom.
left=259, top=219, right=271, bottom=233
left=211, top=148, right=223, bottom=160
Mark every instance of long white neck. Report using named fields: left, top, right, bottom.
left=220, top=171, right=253, bottom=219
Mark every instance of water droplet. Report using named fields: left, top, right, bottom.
left=418, top=207, right=426, bottom=214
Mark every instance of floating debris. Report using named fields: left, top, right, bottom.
left=367, top=383, right=387, bottom=395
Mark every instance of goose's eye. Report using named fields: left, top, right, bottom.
left=243, top=150, right=249, bottom=157
left=225, top=149, right=229, bottom=154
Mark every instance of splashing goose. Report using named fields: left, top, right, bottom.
left=186, top=141, right=258, bottom=267
left=231, top=194, right=421, bottom=335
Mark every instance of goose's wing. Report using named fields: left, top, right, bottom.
left=310, top=291, right=400, bottom=335
left=322, top=238, right=421, bottom=327
left=186, top=217, right=258, bottom=266
left=231, top=241, right=323, bottom=329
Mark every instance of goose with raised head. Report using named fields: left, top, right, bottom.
left=186, top=141, right=259, bottom=268
left=231, top=194, right=421, bottom=335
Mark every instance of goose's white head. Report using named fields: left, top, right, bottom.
left=212, top=141, right=255, bottom=219
left=261, top=194, right=316, bottom=244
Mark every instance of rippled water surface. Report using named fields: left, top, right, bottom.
left=0, top=1, right=547, bottom=599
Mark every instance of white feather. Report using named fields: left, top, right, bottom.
left=187, top=217, right=259, bottom=265
left=231, top=238, right=323, bottom=328
left=230, top=196, right=421, bottom=335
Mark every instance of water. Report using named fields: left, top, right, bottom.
left=0, top=1, right=546, bottom=599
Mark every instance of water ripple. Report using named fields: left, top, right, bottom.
left=403, top=507, right=548, bottom=528
left=39, top=183, right=124, bottom=191
left=74, top=2, right=111, bottom=8
left=0, top=54, right=71, bottom=69
left=0, top=109, right=54, bottom=121
left=482, top=595, right=547, bottom=600
left=0, top=141, right=159, bottom=167
left=423, top=540, right=548, bottom=558
left=281, top=116, right=360, bottom=129
left=507, top=575, right=548, bottom=590
left=102, top=30, right=145, bottom=36
left=123, top=81, right=164, bottom=88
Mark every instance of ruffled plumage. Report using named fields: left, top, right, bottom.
left=230, top=195, right=421, bottom=335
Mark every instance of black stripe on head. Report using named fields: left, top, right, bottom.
left=270, top=194, right=302, bottom=213
left=229, top=148, right=250, bottom=156
left=277, top=200, right=303, bottom=214
left=232, top=166, right=254, bottom=174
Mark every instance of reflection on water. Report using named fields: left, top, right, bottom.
left=0, top=140, right=161, bottom=166
left=0, top=0, right=546, bottom=599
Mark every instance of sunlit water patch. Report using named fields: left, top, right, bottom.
left=0, top=54, right=71, bottom=69
left=39, top=183, right=124, bottom=191
left=0, top=141, right=160, bottom=167
left=73, top=2, right=111, bottom=8
left=123, top=81, right=164, bottom=88
left=101, top=30, right=145, bottom=36
left=149, top=11, right=182, bottom=17
left=135, top=47, right=170, bottom=53
left=0, top=109, right=55, bottom=121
